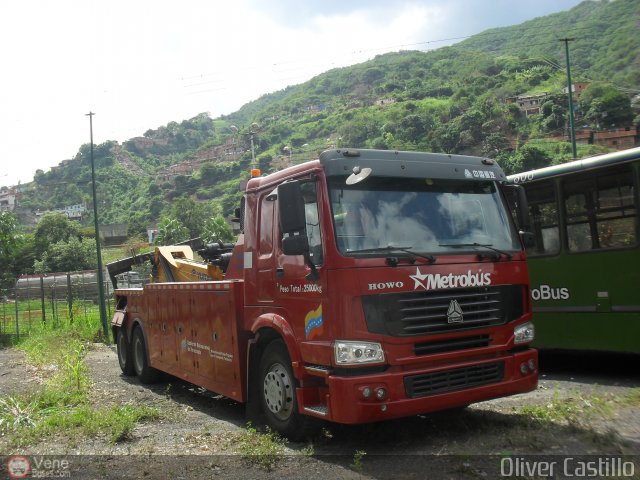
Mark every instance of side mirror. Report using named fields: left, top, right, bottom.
left=278, top=180, right=311, bottom=260
left=278, top=180, right=306, bottom=234
left=503, top=184, right=531, bottom=231
left=282, top=235, right=309, bottom=256
left=515, top=185, right=531, bottom=232
left=236, top=200, right=245, bottom=233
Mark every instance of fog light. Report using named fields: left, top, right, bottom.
left=528, top=359, right=536, bottom=371
left=362, top=387, right=372, bottom=399
left=375, top=387, right=387, bottom=400
left=520, top=362, right=529, bottom=375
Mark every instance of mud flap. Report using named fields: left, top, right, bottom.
left=112, top=310, right=125, bottom=327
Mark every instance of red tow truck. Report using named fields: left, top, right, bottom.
left=111, top=148, right=538, bottom=439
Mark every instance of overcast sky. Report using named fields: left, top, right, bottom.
left=0, top=0, right=584, bottom=187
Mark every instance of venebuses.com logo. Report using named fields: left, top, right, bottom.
left=7, top=456, right=30, bottom=479
left=6, top=455, right=71, bottom=478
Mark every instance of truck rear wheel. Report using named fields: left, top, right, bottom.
left=116, top=328, right=135, bottom=376
left=258, top=339, right=317, bottom=441
left=131, top=327, right=161, bottom=384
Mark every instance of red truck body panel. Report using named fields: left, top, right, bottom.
left=119, top=281, right=247, bottom=402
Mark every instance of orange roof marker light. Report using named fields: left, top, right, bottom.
left=250, top=168, right=261, bottom=177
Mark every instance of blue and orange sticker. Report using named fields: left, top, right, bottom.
left=304, top=304, right=323, bottom=339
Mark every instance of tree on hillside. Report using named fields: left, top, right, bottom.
left=0, top=212, right=21, bottom=288
left=580, top=83, right=633, bottom=128
left=203, top=215, right=234, bottom=244
left=33, top=213, right=81, bottom=257
left=0, top=211, right=19, bottom=258
left=500, top=145, right=552, bottom=175
left=170, top=196, right=212, bottom=239
left=33, top=237, right=97, bottom=274
left=156, top=217, right=189, bottom=245
left=540, top=94, right=568, bottom=133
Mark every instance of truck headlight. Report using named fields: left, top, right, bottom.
left=514, top=321, right=535, bottom=344
left=334, top=341, right=385, bottom=365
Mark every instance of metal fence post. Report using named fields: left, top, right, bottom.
left=40, top=276, right=46, bottom=324
left=15, top=293, right=19, bottom=340
left=67, top=272, right=73, bottom=324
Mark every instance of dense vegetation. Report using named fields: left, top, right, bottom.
left=3, top=0, right=639, bottom=283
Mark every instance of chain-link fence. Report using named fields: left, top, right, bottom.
left=0, top=270, right=116, bottom=344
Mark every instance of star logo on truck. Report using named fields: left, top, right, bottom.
left=410, top=267, right=429, bottom=290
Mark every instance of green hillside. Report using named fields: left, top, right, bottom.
left=459, top=0, right=640, bottom=89
left=15, top=0, right=639, bottom=242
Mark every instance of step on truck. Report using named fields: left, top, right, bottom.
left=111, top=148, right=538, bottom=440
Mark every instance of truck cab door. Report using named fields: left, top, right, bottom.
left=275, top=180, right=327, bottom=340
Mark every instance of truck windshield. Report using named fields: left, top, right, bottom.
left=328, top=176, right=520, bottom=256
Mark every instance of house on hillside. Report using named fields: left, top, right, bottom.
left=563, top=82, right=589, bottom=102
left=0, top=187, right=16, bottom=212
left=506, top=93, right=549, bottom=116
left=99, top=223, right=128, bottom=246
left=54, top=203, right=87, bottom=220
left=593, top=127, right=637, bottom=150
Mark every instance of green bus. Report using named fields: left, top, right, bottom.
left=508, top=146, right=640, bottom=353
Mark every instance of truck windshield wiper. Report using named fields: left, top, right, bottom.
left=346, top=245, right=436, bottom=264
left=438, top=243, right=512, bottom=261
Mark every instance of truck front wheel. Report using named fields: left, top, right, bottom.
left=258, top=340, right=317, bottom=440
left=116, top=328, right=135, bottom=376
left=131, top=327, right=161, bottom=384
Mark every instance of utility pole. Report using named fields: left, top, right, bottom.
left=560, top=38, right=577, bottom=159
left=86, top=112, right=109, bottom=341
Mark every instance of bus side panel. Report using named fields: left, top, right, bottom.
left=530, top=248, right=640, bottom=353
left=533, top=311, right=640, bottom=353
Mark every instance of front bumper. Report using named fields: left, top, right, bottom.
left=319, top=348, right=537, bottom=424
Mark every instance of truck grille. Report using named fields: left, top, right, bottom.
left=404, top=361, right=504, bottom=398
left=362, top=286, right=523, bottom=337
left=414, top=335, right=490, bottom=356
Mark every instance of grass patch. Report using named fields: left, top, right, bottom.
left=623, top=388, right=640, bottom=406
left=351, top=449, right=367, bottom=473
left=1, top=319, right=159, bottom=449
left=24, top=403, right=161, bottom=444
left=518, top=388, right=616, bottom=428
left=231, top=424, right=287, bottom=471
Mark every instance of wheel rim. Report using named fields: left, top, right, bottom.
left=263, top=362, right=294, bottom=421
left=117, top=332, right=127, bottom=366
left=133, top=335, right=144, bottom=374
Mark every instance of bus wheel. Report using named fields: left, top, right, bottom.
left=131, top=327, right=161, bottom=384
left=116, top=328, right=135, bottom=376
left=258, top=339, right=318, bottom=441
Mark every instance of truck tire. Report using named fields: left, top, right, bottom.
left=116, top=328, right=135, bottom=376
left=258, top=339, right=318, bottom=441
left=131, top=327, right=161, bottom=384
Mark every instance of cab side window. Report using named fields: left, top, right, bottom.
left=259, top=195, right=274, bottom=256
left=300, top=181, right=323, bottom=265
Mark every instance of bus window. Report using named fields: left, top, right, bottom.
left=524, top=181, right=559, bottom=256
left=563, top=165, right=637, bottom=252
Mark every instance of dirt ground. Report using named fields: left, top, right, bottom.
left=1, top=344, right=639, bottom=479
